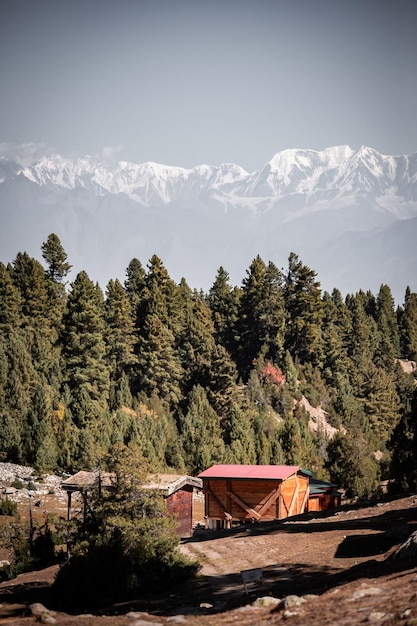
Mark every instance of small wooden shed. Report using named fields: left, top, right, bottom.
left=62, top=470, right=203, bottom=538
left=307, top=478, right=341, bottom=512
left=142, top=473, right=203, bottom=538
left=198, top=464, right=311, bottom=528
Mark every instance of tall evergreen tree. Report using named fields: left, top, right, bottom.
left=225, top=404, right=256, bottom=464
left=284, top=252, right=323, bottom=364
left=399, top=287, right=417, bottom=361
left=362, top=366, right=401, bottom=446
left=208, top=266, right=240, bottom=356
left=179, top=385, right=225, bottom=474
left=61, top=271, right=110, bottom=427
left=346, top=292, right=379, bottom=396
left=178, top=288, right=216, bottom=396
left=0, top=263, right=22, bottom=333
left=104, top=279, right=137, bottom=408
left=41, top=233, right=72, bottom=283
left=389, top=386, right=417, bottom=492
left=136, top=314, right=183, bottom=407
left=236, top=256, right=285, bottom=380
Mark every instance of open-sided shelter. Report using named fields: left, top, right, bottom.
left=198, top=464, right=311, bottom=528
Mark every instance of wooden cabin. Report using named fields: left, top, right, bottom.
left=142, top=473, right=203, bottom=538
left=307, top=478, right=341, bottom=512
left=62, top=471, right=203, bottom=538
left=198, top=464, right=311, bottom=529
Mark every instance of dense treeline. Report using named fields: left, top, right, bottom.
left=1, top=234, right=416, bottom=497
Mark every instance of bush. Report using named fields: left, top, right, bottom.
left=0, top=515, right=65, bottom=581
left=52, top=444, right=200, bottom=610
left=11, top=479, right=23, bottom=490
left=0, top=498, right=17, bottom=516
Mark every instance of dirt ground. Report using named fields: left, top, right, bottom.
left=0, top=493, right=416, bottom=625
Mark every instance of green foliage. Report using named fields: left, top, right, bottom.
left=284, top=252, right=323, bottom=364
left=52, top=444, right=199, bottom=609
left=0, top=498, right=17, bottom=516
left=326, top=427, right=380, bottom=499
left=179, top=385, right=226, bottom=473
left=388, top=386, right=417, bottom=492
left=0, top=514, right=64, bottom=580
left=1, top=238, right=417, bottom=502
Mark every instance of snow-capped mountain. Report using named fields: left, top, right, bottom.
left=1, top=144, right=416, bottom=302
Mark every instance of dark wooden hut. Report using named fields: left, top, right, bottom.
left=143, top=473, right=203, bottom=538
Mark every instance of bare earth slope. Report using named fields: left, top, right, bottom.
left=0, top=494, right=416, bottom=625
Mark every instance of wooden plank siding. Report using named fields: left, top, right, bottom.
left=166, top=487, right=194, bottom=539
left=203, top=473, right=309, bottom=525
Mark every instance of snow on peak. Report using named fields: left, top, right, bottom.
left=1, top=145, right=416, bottom=214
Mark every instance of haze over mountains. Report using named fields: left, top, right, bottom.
left=1, top=144, right=416, bottom=302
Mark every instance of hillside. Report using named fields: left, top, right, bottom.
left=1, top=492, right=416, bottom=625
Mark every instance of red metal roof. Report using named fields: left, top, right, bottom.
left=198, top=464, right=305, bottom=480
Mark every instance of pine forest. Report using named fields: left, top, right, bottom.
left=1, top=233, right=417, bottom=498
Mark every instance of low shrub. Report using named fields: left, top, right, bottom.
left=0, top=498, right=17, bottom=516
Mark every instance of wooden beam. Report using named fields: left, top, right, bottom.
left=288, top=478, right=300, bottom=516
left=226, top=490, right=261, bottom=520
left=206, top=486, right=230, bottom=519
left=258, top=486, right=281, bottom=517
left=300, top=483, right=309, bottom=513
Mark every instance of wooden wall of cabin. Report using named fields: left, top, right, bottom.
left=166, top=488, right=193, bottom=538
left=280, top=474, right=309, bottom=518
left=308, top=492, right=341, bottom=513
left=203, top=474, right=309, bottom=523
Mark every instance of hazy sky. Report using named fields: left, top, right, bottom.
left=1, top=0, right=417, bottom=171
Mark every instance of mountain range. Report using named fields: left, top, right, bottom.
left=1, top=143, right=416, bottom=302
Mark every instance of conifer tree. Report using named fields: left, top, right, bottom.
left=326, top=426, right=380, bottom=499
left=225, top=404, right=256, bottom=464
left=178, top=288, right=216, bottom=396
left=124, top=257, right=146, bottom=331
left=284, top=252, right=323, bottom=364
left=179, top=385, right=225, bottom=474
left=363, top=367, right=401, bottom=445
left=321, top=290, right=352, bottom=387
left=104, top=279, right=137, bottom=408
left=136, top=314, right=183, bottom=407
left=10, top=253, right=62, bottom=387
left=0, top=262, right=22, bottom=332
left=237, top=256, right=285, bottom=379
left=207, top=344, right=240, bottom=418
left=208, top=266, right=240, bottom=356
left=389, top=386, right=417, bottom=492
left=41, top=233, right=72, bottom=284
left=61, top=271, right=110, bottom=427
left=346, top=292, right=379, bottom=395
left=399, top=287, right=417, bottom=361
left=375, top=284, right=400, bottom=355
left=140, top=255, right=181, bottom=336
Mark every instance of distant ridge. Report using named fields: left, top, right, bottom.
left=1, top=144, right=416, bottom=302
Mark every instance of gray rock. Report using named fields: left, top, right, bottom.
left=252, top=596, right=281, bottom=607
left=40, top=613, right=57, bottom=624
left=366, top=612, right=394, bottom=622
left=283, top=594, right=307, bottom=609
left=29, top=603, right=56, bottom=618
left=349, top=587, right=383, bottom=600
